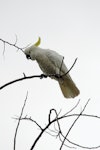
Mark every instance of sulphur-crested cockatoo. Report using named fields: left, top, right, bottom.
left=24, top=37, right=80, bottom=98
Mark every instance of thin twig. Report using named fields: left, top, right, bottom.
left=3, top=42, right=6, bottom=56
left=58, top=134, right=76, bottom=149
left=59, top=113, right=100, bottom=149
left=62, top=58, right=78, bottom=77
left=65, top=137, right=100, bottom=149
left=16, top=117, right=43, bottom=130
left=13, top=92, right=28, bottom=150
left=59, top=56, right=64, bottom=75
left=46, top=127, right=58, bottom=135
left=50, top=110, right=76, bottom=149
left=52, top=109, right=62, bottom=136
left=0, top=38, right=24, bottom=53
left=63, top=99, right=80, bottom=116
left=60, top=99, right=90, bottom=150
left=14, top=34, right=18, bottom=46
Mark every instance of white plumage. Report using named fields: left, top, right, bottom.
left=24, top=37, right=80, bottom=98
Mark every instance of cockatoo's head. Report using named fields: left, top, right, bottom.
left=24, top=37, right=41, bottom=60
left=24, top=47, right=32, bottom=59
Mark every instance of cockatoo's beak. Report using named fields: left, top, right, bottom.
left=26, top=54, right=31, bottom=59
left=25, top=37, right=41, bottom=60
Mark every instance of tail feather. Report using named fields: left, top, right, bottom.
left=58, top=77, right=80, bottom=98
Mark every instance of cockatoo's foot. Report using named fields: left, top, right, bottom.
left=40, top=74, right=47, bottom=79
left=55, top=74, right=62, bottom=79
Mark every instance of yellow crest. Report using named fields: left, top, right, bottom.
left=34, top=37, right=41, bottom=47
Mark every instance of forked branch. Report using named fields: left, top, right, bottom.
left=14, top=97, right=100, bottom=150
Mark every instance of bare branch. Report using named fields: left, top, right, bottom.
left=16, top=116, right=43, bottom=130
left=63, top=99, right=80, bottom=116
left=0, top=57, right=77, bottom=90
left=30, top=124, right=52, bottom=150
left=13, top=97, right=100, bottom=150
left=0, top=38, right=24, bottom=54
left=60, top=99, right=90, bottom=149
left=29, top=99, right=100, bottom=150
left=0, top=74, right=47, bottom=90
left=13, top=92, right=28, bottom=150
left=60, top=113, right=100, bottom=149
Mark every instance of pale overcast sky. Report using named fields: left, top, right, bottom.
left=0, top=0, right=100, bottom=150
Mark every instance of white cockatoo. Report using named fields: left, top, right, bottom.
left=24, top=37, right=80, bottom=98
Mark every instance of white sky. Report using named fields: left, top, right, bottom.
left=0, top=0, right=100, bottom=150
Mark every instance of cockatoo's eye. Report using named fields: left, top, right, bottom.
left=26, top=54, right=31, bottom=59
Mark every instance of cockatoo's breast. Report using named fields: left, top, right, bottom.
left=36, top=49, right=68, bottom=76
left=36, top=51, right=57, bottom=75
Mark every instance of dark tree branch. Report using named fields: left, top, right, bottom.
left=0, top=74, right=46, bottom=90
left=62, top=58, right=78, bottom=77
left=19, top=113, right=100, bottom=150
left=30, top=121, right=52, bottom=150
left=14, top=98, right=100, bottom=150
left=0, top=58, right=77, bottom=90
